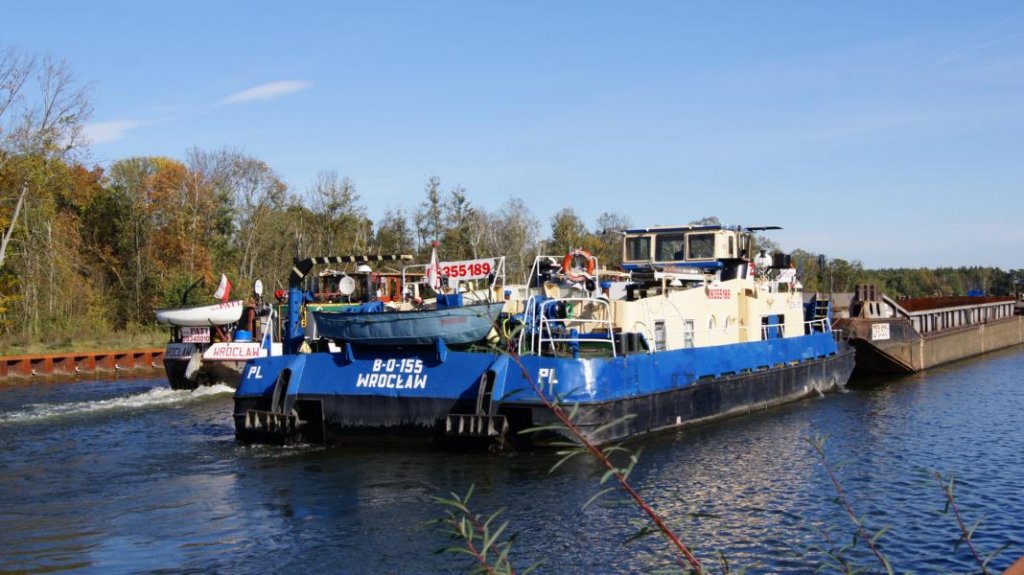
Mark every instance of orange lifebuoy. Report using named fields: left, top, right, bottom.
left=561, top=249, right=596, bottom=282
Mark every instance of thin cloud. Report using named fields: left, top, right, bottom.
left=931, top=31, right=1024, bottom=68
left=220, top=80, right=313, bottom=104
left=930, top=9, right=1024, bottom=68
left=84, top=120, right=146, bottom=144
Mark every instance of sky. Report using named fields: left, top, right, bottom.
left=3, top=1, right=1023, bottom=269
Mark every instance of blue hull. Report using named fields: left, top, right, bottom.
left=233, top=332, right=854, bottom=447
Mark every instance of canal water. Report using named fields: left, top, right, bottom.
left=1, top=347, right=1022, bottom=574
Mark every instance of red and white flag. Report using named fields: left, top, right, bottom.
left=425, top=242, right=441, bottom=289
left=213, top=273, right=232, bottom=303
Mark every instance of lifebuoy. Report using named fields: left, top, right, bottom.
left=561, top=249, right=596, bottom=282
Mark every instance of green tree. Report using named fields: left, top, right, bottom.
left=594, top=212, right=631, bottom=270
left=184, top=148, right=241, bottom=278
left=488, top=198, right=540, bottom=282
left=548, top=207, right=588, bottom=255
left=414, top=176, right=445, bottom=253
left=825, top=258, right=865, bottom=292
left=373, top=207, right=414, bottom=256
left=411, top=176, right=481, bottom=262
left=688, top=215, right=721, bottom=226
left=223, top=152, right=288, bottom=285
left=441, top=186, right=476, bottom=260
left=308, top=170, right=368, bottom=256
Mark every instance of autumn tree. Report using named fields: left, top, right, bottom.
left=93, top=158, right=174, bottom=324
left=1, top=48, right=91, bottom=269
left=0, top=48, right=91, bottom=340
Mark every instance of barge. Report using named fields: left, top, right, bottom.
left=834, top=285, right=1023, bottom=374
left=234, top=224, right=854, bottom=449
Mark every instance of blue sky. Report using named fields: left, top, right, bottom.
left=4, top=1, right=1022, bottom=269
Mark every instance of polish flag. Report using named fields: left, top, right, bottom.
left=425, top=242, right=440, bottom=289
left=213, top=274, right=232, bottom=303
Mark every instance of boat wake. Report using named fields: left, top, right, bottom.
left=0, top=384, right=234, bottom=425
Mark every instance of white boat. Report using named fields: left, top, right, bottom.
left=157, top=295, right=256, bottom=390
left=155, top=300, right=245, bottom=327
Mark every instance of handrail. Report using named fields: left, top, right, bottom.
left=626, top=316, right=833, bottom=346
left=517, top=296, right=616, bottom=357
left=515, top=293, right=834, bottom=357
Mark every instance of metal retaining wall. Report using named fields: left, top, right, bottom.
left=0, top=349, right=165, bottom=383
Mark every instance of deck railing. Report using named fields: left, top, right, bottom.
left=517, top=296, right=616, bottom=357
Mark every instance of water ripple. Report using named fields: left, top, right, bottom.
left=0, top=349, right=1023, bottom=573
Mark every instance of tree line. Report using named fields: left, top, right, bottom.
left=1, top=47, right=1020, bottom=347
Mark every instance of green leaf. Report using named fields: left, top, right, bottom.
left=549, top=448, right=587, bottom=473
left=983, top=543, right=1010, bottom=567
left=444, top=546, right=481, bottom=558
left=592, top=413, right=638, bottom=436
left=966, top=518, right=983, bottom=539
left=599, top=467, right=622, bottom=485
left=546, top=440, right=581, bottom=448
left=582, top=486, right=617, bottom=511
left=871, top=525, right=892, bottom=545
left=481, top=517, right=509, bottom=552
left=497, top=387, right=528, bottom=400
left=483, top=508, right=506, bottom=531
left=622, top=525, right=658, bottom=545
left=601, top=445, right=631, bottom=457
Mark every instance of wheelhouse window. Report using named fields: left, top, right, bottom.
left=687, top=233, right=715, bottom=260
left=624, top=236, right=651, bottom=262
left=655, top=233, right=686, bottom=262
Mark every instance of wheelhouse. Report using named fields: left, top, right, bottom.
left=620, top=225, right=755, bottom=271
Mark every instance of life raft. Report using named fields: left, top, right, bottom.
left=561, top=249, right=596, bottom=282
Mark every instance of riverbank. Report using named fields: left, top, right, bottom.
left=0, top=327, right=166, bottom=383
left=0, top=327, right=165, bottom=357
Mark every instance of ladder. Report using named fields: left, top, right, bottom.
left=813, top=297, right=831, bottom=320
left=812, top=296, right=831, bottom=332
